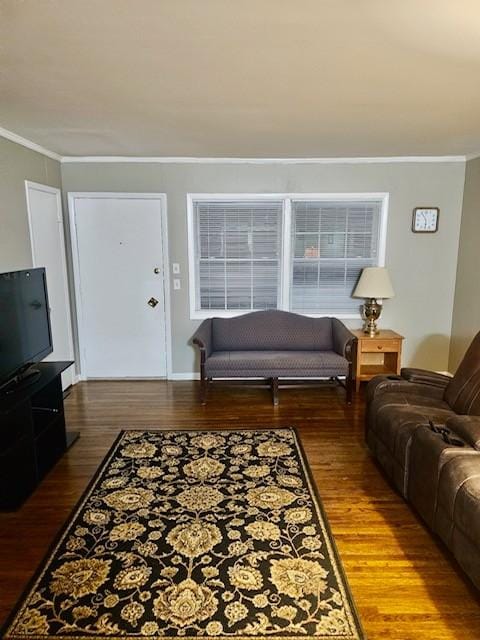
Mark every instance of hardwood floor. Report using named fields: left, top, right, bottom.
left=1, top=380, right=480, bottom=638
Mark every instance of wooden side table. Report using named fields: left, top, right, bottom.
left=352, top=329, right=404, bottom=392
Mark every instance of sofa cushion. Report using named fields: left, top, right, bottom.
left=374, top=402, right=452, bottom=448
left=368, top=391, right=452, bottom=440
left=204, top=350, right=348, bottom=377
left=211, top=310, right=333, bottom=352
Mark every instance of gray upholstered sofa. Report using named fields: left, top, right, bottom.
left=191, top=310, right=356, bottom=405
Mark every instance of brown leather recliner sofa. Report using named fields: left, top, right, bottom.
left=366, top=331, right=480, bottom=589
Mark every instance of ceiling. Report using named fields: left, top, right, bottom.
left=1, top=0, right=480, bottom=158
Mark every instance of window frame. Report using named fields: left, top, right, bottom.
left=187, top=192, right=389, bottom=320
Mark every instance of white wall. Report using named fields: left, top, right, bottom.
left=0, top=137, right=62, bottom=271
left=449, top=155, right=480, bottom=371
left=61, top=159, right=466, bottom=376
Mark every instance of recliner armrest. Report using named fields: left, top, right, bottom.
left=400, top=368, right=451, bottom=389
left=366, top=374, right=446, bottom=404
left=445, top=415, right=480, bottom=450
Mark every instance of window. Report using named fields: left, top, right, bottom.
left=193, top=200, right=283, bottom=311
left=188, top=194, right=387, bottom=318
left=290, top=200, right=382, bottom=314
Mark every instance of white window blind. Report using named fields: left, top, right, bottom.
left=290, top=200, right=382, bottom=314
left=194, top=200, right=283, bottom=311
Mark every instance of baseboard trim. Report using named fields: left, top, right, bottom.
left=71, top=372, right=344, bottom=383
left=167, top=374, right=340, bottom=381
left=169, top=373, right=201, bottom=380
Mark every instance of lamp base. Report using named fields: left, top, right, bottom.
left=363, top=298, right=382, bottom=337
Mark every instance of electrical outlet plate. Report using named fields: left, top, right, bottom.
left=172, top=263, right=180, bottom=274
left=173, top=279, right=181, bottom=290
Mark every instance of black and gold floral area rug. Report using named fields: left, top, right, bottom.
left=3, top=428, right=365, bottom=640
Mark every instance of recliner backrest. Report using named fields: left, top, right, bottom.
left=445, top=331, right=480, bottom=415
left=212, top=310, right=333, bottom=352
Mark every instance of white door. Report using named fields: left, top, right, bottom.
left=70, top=194, right=168, bottom=378
left=25, top=181, right=75, bottom=389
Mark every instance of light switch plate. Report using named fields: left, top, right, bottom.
left=172, top=263, right=180, bottom=274
left=173, top=279, right=181, bottom=290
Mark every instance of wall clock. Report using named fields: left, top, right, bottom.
left=412, top=207, right=439, bottom=233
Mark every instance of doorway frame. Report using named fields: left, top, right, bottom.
left=67, top=192, right=172, bottom=380
left=25, top=180, right=76, bottom=386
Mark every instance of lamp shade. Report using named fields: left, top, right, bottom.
left=353, top=267, right=395, bottom=299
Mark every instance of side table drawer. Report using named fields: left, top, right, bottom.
left=361, top=339, right=401, bottom=353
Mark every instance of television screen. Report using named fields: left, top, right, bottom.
left=0, top=268, right=53, bottom=385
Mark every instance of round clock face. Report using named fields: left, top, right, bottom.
left=413, top=208, right=439, bottom=233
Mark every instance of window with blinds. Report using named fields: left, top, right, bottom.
left=188, top=195, right=386, bottom=317
left=193, top=200, right=283, bottom=311
left=290, top=200, right=382, bottom=314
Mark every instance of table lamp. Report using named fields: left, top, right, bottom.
left=353, top=267, right=394, bottom=336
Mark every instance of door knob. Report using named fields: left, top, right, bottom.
left=154, top=267, right=160, bottom=274
left=148, top=297, right=159, bottom=307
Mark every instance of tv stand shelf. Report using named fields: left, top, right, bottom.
left=0, top=361, right=78, bottom=510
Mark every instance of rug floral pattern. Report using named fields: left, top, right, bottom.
left=5, top=429, right=363, bottom=639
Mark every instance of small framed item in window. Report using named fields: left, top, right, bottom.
left=412, top=207, right=439, bottom=233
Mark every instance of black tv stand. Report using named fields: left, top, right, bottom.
left=0, top=361, right=78, bottom=510
left=2, top=365, right=41, bottom=394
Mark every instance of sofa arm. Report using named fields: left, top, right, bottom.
left=331, top=318, right=356, bottom=362
left=446, top=415, right=480, bottom=450
left=192, top=319, right=213, bottom=358
left=366, top=374, right=447, bottom=404
left=401, top=368, right=451, bottom=389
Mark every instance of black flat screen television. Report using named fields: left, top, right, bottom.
left=0, top=268, right=53, bottom=389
